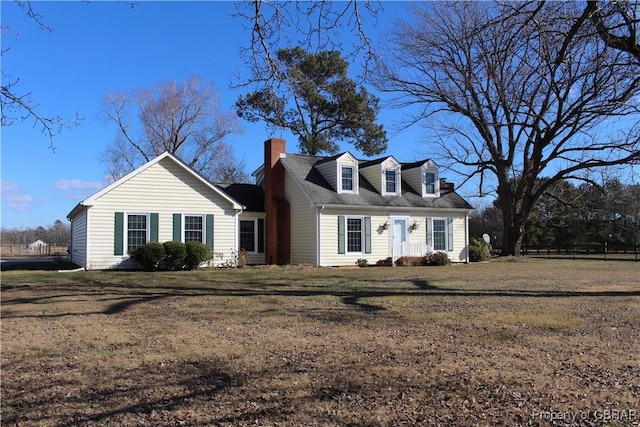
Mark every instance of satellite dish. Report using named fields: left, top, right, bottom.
left=482, top=233, right=491, bottom=243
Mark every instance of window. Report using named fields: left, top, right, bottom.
left=338, top=216, right=371, bottom=255
left=433, top=219, right=446, bottom=251
left=127, top=214, right=147, bottom=253
left=426, top=217, right=454, bottom=252
left=238, top=218, right=264, bottom=253
left=424, top=172, right=436, bottom=195
left=184, top=215, right=203, bottom=242
left=240, top=220, right=256, bottom=252
left=341, top=166, right=354, bottom=192
left=385, top=169, right=398, bottom=194
left=347, top=218, right=363, bottom=253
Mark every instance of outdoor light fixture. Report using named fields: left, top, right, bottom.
left=410, top=221, right=419, bottom=230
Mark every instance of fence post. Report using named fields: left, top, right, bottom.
left=604, top=242, right=608, bottom=262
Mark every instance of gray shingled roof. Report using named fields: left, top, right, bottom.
left=280, top=154, right=474, bottom=210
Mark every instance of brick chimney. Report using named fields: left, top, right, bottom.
left=263, top=138, right=290, bottom=265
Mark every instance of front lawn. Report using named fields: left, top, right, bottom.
left=1, top=259, right=639, bottom=426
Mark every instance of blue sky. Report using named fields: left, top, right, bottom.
left=3, top=1, right=440, bottom=229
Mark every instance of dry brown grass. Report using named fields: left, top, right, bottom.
left=1, top=259, right=639, bottom=426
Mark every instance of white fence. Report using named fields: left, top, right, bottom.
left=391, top=241, right=432, bottom=266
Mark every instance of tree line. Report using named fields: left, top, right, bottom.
left=470, top=179, right=640, bottom=252
left=1, top=219, right=71, bottom=248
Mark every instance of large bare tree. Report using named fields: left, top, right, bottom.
left=102, top=75, right=247, bottom=184
left=375, top=1, right=640, bottom=256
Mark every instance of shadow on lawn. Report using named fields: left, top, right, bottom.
left=2, top=275, right=640, bottom=319
left=1, top=358, right=240, bottom=426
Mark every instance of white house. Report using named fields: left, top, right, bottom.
left=67, top=153, right=264, bottom=270
left=27, top=239, right=48, bottom=253
left=260, top=139, right=473, bottom=267
left=67, top=139, right=473, bottom=270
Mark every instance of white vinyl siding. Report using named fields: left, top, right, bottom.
left=82, top=157, right=239, bottom=269
left=315, top=161, right=338, bottom=191
left=285, top=173, right=317, bottom=265
left=69, top=209, right=88, bottom=268
left=319, top=209, right=389, bottom=267
left=318, top=210, right=468, bottom=266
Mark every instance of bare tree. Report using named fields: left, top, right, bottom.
left=375, top=1, right=640, bottom=256
left=232, top=1, right=382, bottom=89
left=102, top=75, right=247, bottom=183
left=1, top=1, right=81, bottom=150
left=583, top=1, right=638, bottom=58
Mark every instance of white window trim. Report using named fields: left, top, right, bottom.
left=338, top=164, right=358, bottom=194
left=182, top=213, right=205, bottom=243
left=125, top=212, right=150, bottom=254
left=382, top=168, right=401, bottom=196
left=345, top=216, right=365, bottom=254
left=239, top=218, right=259, bottom=254
left=423, top=168, right=440, bottom=198
left=429, top=217, right=453, bottom=252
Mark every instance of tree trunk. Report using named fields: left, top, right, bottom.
left=501, top=221, right=525, bottom=256
left=496, top=180, right=527, bottom=257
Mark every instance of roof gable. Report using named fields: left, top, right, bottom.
left=76, top=152, right=243, bottom=210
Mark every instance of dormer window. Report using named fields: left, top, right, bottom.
left=383, top=167, right=401, bottom=196
left=314, top=152, right=359, bottom=194
left=385, top=170, right=397, bottom=193
left=424, top=172, right=436, bottom=194
left=423, top=168, right=439, bottom=197
left=341, top=166, right=354, bottom=192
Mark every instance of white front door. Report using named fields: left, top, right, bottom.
left=391, top=217, right=408, bottom=248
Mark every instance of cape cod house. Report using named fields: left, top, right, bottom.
left=67, top=138, right=473, bottom=270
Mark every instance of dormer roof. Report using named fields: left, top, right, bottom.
left=401, top=159, right=438, bottom=170
left=360, top=155, right=402, bottom=169
left=279, top=153, right=472, bottom=210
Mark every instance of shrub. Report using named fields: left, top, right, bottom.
left=395, top=256, right=424, bottom=266
left=237, top=249, right=249, bottom=268
left=426, top=251, right=450, bottom=266
left=184, top=241, right=213, bottom=270
left=131, top=242, right=165, bottom=271
left=162, top=241, right=187, bottom=270
left=469, top=237, right=492, bottom=262
left=356, top=258, right=369, bottom=267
